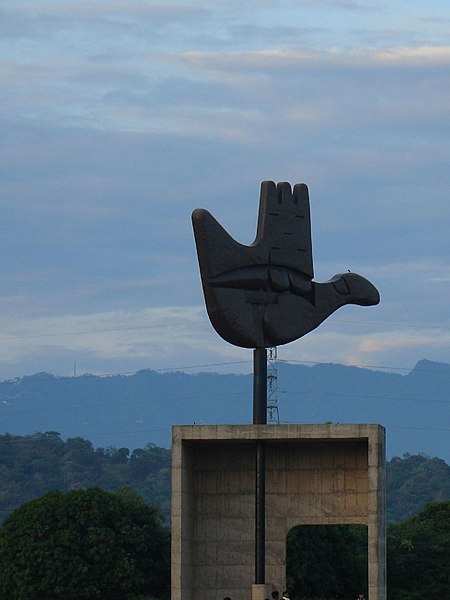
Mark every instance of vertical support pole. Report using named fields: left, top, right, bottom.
left=253, top=347, right=267, bottom=584
left=253, top=347, right=267, bottom=424
left=255, top=439, right=266, bottom=584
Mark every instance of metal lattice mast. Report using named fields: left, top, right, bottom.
left=267, top=347, right=279, bottom=424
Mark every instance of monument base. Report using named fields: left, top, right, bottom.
left=171, top=423, right=386, bottom=600
left=252, top=584, right=273, bottom=600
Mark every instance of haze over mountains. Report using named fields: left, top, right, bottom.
left=1, top=359, right=449, bottom=462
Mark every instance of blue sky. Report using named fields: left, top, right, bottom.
left=0, top=0, right=449, bottom=380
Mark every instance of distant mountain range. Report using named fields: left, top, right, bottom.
left=1, top=359, right=449, bottom=461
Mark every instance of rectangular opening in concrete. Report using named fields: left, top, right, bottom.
left=286, top=523, right=368, bottom=598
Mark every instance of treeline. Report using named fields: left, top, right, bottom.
left=1, top=432, right=450, bottom=598
left=1, top=487, right=449, bottom=598
left=0, top=432, right=171, bottom=522
left=387, top=452, right=450, bottom=522
left=1, top=432, right=450, bottom=524
left=0, top=487, right=170, bottom=600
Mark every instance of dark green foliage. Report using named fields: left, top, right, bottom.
left=2, top=429, right=450, bottom=598
left=0, top=487, right=170, bottom=600
left=387, top=501, right=450, bottom=598
left=387, top=453, right=450, bottom=523
left=282, top=502, right=450, bottom=598
left=286, top=524, right=367, bottom=599
left=0, top=433, right=171, bottom=523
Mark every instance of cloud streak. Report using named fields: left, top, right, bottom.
left=0, top=1, right=449, bottom=383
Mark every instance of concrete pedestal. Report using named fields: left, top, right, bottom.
left=171, top=424, right=386, bottom=600
left=252, top=584, right=273, bottom=600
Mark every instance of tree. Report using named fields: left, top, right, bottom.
left=0, top=487, right=170, bottom=600
left=387, top=454, right=450, bottom=523
left=286, top=524, right=367, bottom=599
left=387, top=500, right=450, bottom=599
left=0, top=433, right=172, bottom=524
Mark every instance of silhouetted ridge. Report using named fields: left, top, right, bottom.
left=409, top=359, right=450, bottom=376
left=1, top=359, right=450, bottom=461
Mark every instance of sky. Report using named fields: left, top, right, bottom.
left=1, top=0, right=449, bottom=381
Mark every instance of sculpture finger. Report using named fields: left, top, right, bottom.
left=254, top=180, right=314, bottom=278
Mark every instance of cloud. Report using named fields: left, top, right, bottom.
left=358, top=329, right=450, bottom=354
left=278, top=311, right=450, bottom=374
left=1, top=1, right=449, bottom=382
left=0, top=305, right=202, bottom=358
left=177, top=45, right=450, bottom=70
left=0, top=303, right=254, bottom=380
left=0, top=3, right=208, bottom=32
left=0, top=295, right=433, bottom=380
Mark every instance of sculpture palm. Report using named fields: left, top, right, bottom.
left=192, top=181, right=379, bottom=348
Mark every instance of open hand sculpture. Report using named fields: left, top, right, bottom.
left=192, top=181, right=379, bottom=349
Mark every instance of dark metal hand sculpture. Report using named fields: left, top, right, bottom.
left=192, top=181, right=379, bottom=349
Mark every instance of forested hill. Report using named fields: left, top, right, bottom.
left=0, top=432, right=449, bottom=525
left=0, top=432, right=171, bottom=523
left=386, top=453, right=450, bottom=522
left=1, top=358, right=450, bottom=460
